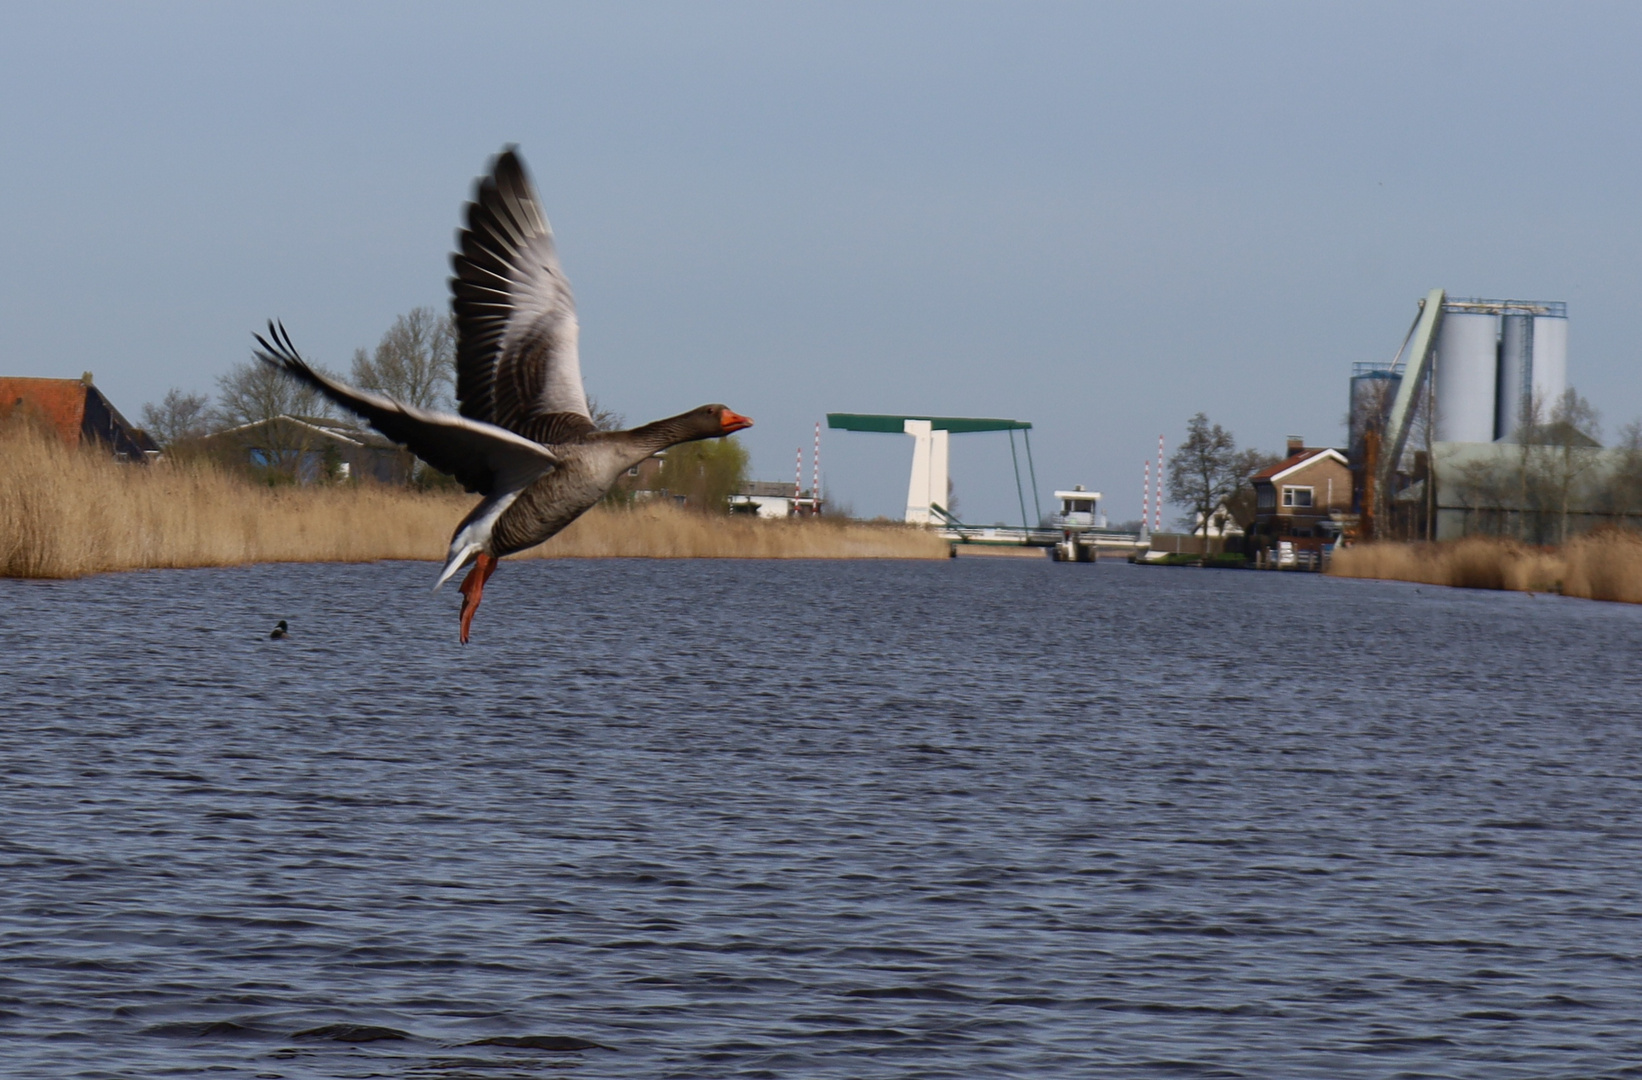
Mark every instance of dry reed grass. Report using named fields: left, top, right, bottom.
left=0, top=425, right=945, bottom=579
left=1330, top=532, right=1642, bottom=604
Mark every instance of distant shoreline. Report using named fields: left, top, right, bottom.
left=1330, top=534, right=1642, bottom=605
left=0, top=426, right=946, bottom=579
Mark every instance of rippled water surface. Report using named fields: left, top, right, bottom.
left=5, top=557, right=1642, bottom=1078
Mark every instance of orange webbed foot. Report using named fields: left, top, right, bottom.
left=457, top=552, right=498, bottom=644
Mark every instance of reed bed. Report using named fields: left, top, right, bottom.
left=1330, top=532, right=1642, bottom=604
left=0, top=426, right=945, bottom=579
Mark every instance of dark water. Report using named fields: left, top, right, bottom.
left=4, top=558, right=1642, bottom=1079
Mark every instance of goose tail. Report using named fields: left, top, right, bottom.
left=435, top=543, right=481, bottom=591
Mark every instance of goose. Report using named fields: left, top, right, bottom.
left=255, top=148, right=752, bottom=643
left=270, top=620, right=289, bottom=639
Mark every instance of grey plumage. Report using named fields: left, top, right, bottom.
left=451, top=147, right=594, bottom=445
left=252, top=146, right=751, bottom=638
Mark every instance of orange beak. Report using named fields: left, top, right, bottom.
left=720, top=409, right=754, bottom=434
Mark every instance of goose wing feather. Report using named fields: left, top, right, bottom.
left=451, top=147, right=594, bottom=445
left=254, top=322, right=558, bottom=496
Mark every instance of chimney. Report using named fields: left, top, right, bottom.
left=1286, top=435, right=1304, bottom=456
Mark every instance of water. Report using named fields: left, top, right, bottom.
left=4, top=558, right=1642, bottom=1079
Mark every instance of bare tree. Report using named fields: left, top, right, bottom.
left=1452, top=389, right=1603, bottom=543
left=585, top=394, right=625, bottom=432
left=140, top=388, right=211, bottom=449
left=1532, top=388, right=1601, bottom=544
left=1612, top=421, right=1642, bottom=525
left=1224, top=449, right=1281, bottom=532
left=1166, top=413, right=1248, bottom=553
left=213, top=356, right=334, bottom=478
left=351, top=306, right=456, bottom=412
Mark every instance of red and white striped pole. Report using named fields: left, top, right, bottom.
left=812, top=422, right=822, bottom=516
left=1154, top=434, right=1165, bottom=531
left=794, top=448, right=803, bottom=516
left=1142, top=460, right=1150, bottom=535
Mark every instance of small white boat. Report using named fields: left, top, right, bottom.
left=1050, top=485, right=1103, bottom=562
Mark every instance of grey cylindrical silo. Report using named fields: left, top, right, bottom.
left=1435, top=311, right=1498, bottom=443
left=1532, top=314, right=1568, bottom=415
left=1497, top=313, right=1533, bottom=440
left=1349, top=369, right=1401, bottom=463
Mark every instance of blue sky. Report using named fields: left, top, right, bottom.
left=3, top=2, right=1638, bottom=523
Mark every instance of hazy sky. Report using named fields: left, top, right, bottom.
left=3, top=2, right=1639, bottom=523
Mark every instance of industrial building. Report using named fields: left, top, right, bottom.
left=1347, top=290, right=1630, bottom=543
left=1351, top=296, right=1567, bottom=454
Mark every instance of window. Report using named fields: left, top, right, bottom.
left=1282, top=486, right=1313, bottom=508
left=1257, top=487, right=1275, bottom=510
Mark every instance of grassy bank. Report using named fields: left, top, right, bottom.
left=1330, top=533, right=1642, bottom=604
left=0, top=425, right=946, bottom=579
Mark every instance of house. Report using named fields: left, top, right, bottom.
left=0, top=374, right=159, bottom=461
left=199, top=415, right=411, bottom=483
left=1145, top=503, right=1244, bottom=557
left=614, top=452, right=668, bottom=499
left=1248, top=436, right=1352, bottom=550
left=612, top=451, right=808, bottom=515
left=729, top=480, right=820, bottom=518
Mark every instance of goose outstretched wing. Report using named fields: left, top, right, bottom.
left=254, top=322, right=558, bottom=497
left=450, top=148, right=595, bottom=446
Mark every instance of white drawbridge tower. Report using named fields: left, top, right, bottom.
left=899, top=419, right=950, bottom=524
left=826, top=413, right=1039, bottom=526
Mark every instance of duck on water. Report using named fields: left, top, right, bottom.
left=256, top=147, right=752, bottom=644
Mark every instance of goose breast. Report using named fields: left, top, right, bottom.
left=488, top=441, right=637, bottom=557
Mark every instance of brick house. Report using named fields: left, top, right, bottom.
left=1248, top=436, right=1352, bottom=550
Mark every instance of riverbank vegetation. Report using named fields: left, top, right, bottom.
left=0, top=424, right=946, bottom=579
left=1330, top=533, right=1642, bottom=604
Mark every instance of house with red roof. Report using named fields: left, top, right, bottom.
left=1248, top=436, right=1352, bottom=551
left=0, top=374, right=158, bottom=461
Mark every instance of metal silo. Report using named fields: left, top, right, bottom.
left=1531, top=311, right=1568, bottom=415
left=1497, top=313, right=1533, bottom=440
left=1349, top=364, right=1401, bottom=463
left=1434, top=311, right=1498, bottom=443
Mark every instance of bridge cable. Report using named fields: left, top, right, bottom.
left=1008, top=430, right=1030, bottom=531
left=1023, top=428, right=1043, bottom=525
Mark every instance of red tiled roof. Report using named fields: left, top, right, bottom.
left=0, top=377, right=88, bottom=445
left=1250, top=447, right=1341, bottom=482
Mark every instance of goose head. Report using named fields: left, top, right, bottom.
left=685, top=404, right=754, bottom=439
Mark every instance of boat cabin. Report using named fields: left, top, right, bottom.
left=1053, top=486, right=1104, bottom=528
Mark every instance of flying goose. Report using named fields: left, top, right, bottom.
left=256, top=148, right=752, bottom=643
